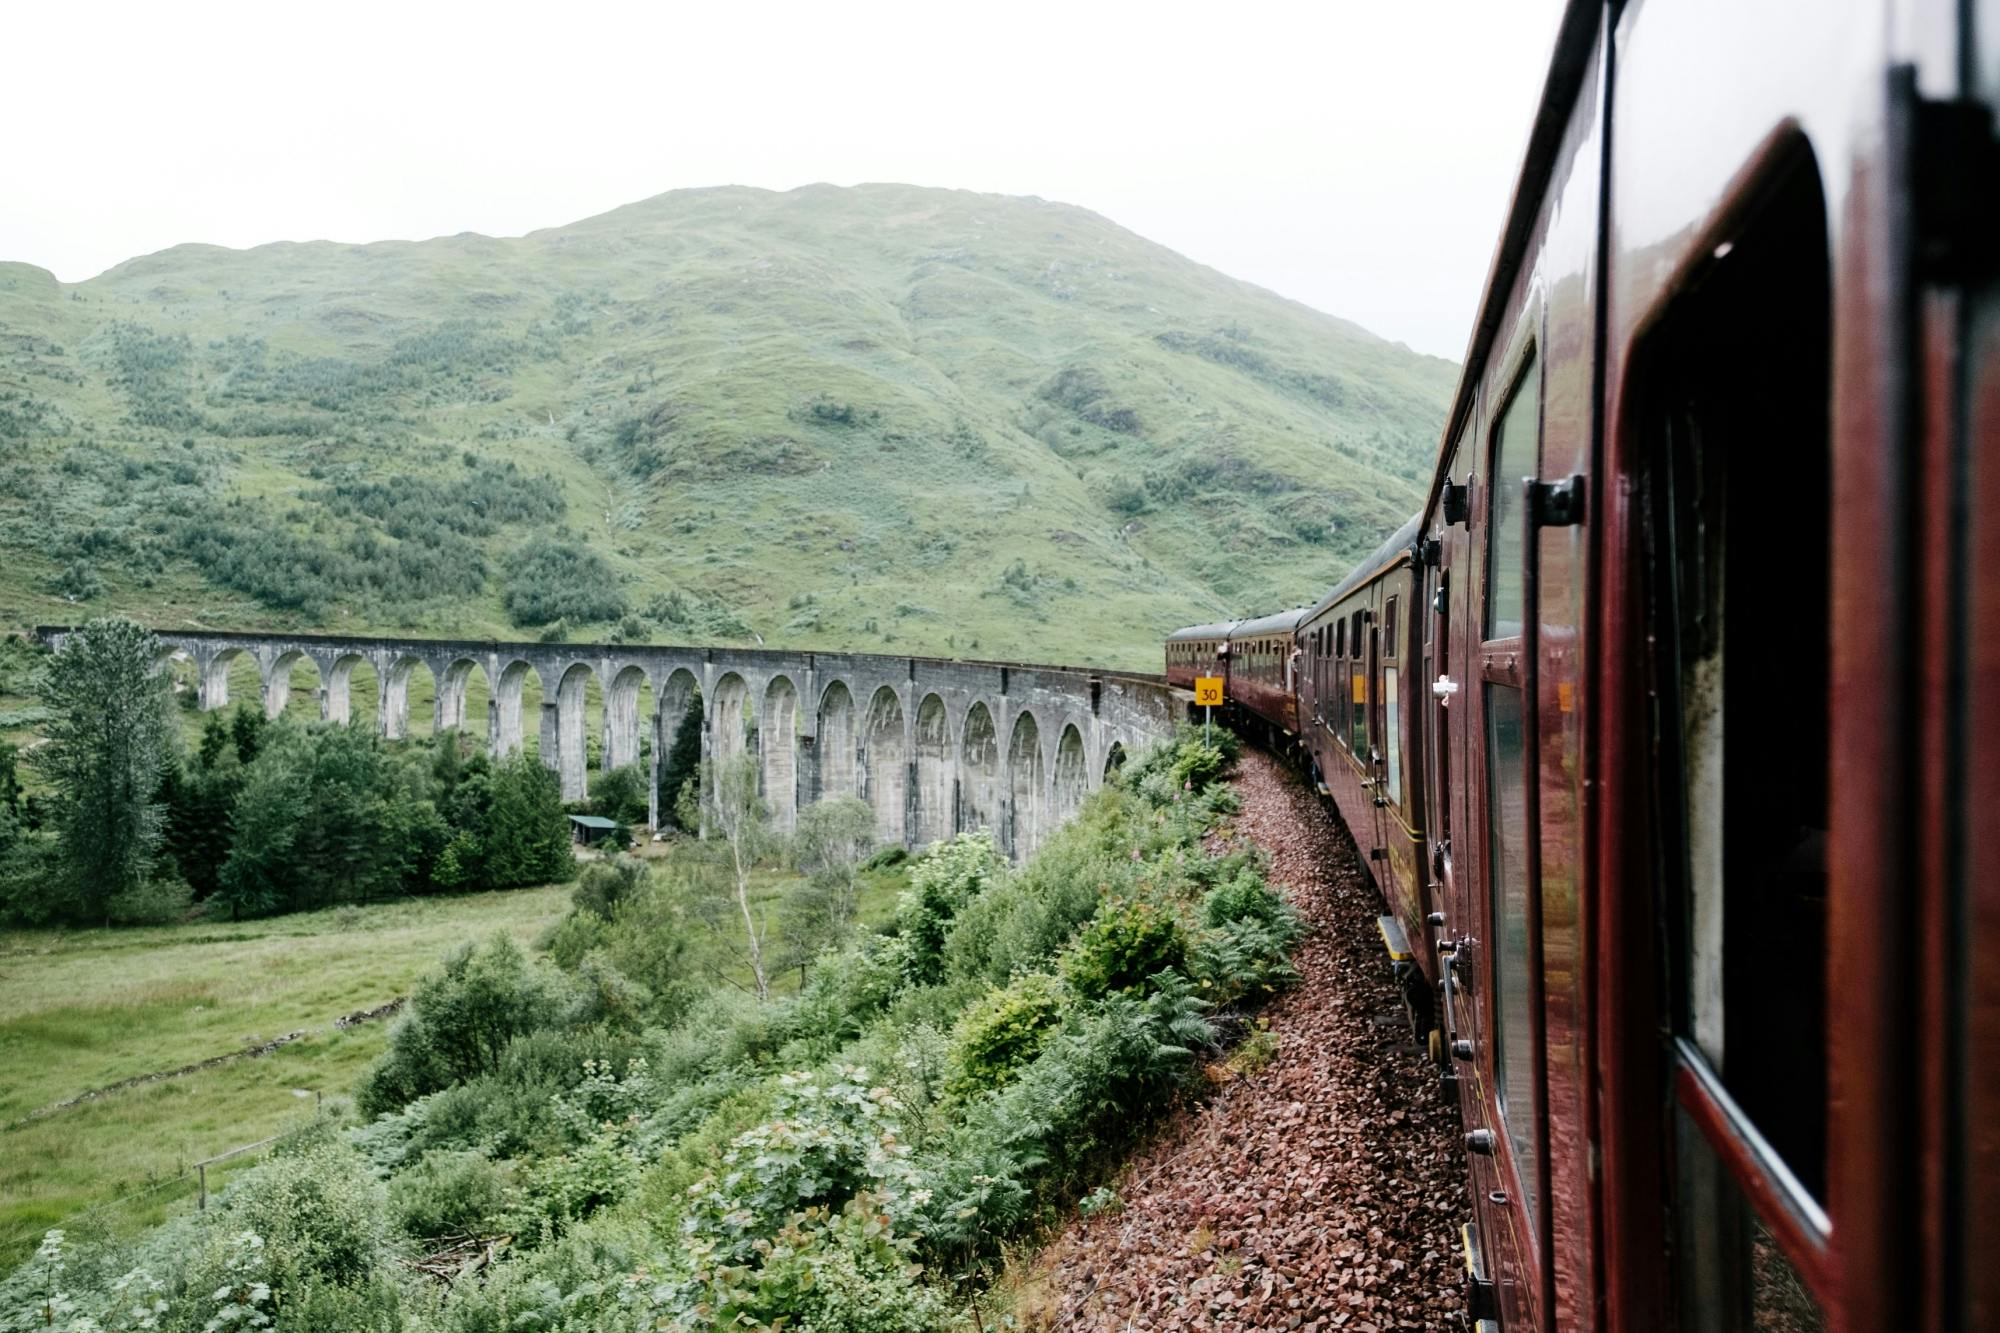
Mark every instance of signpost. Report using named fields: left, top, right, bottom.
left=1194, top=675, right=1224, bottom=746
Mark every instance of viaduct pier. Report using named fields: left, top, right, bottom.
left=37, top=628, right=1186, bottom=861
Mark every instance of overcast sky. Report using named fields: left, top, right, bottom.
left=3, top=1, right=1565, bottom=361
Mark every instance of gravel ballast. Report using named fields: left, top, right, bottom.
left=1023, top=747, right=1470, bottom=1331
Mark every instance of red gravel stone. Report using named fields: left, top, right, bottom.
left=1024, top=748, right=1469, bottom=1331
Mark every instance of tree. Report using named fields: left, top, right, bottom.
left=219, top=722, right=406, bottom=916
left=673, top=755, right=776, bottom=1000
left=588, top=764, right=649, bottom=826
left=483, top=753, right=575, bottom=888
left=35, top=618, right=173, bottom=923
left=781, top=796, right=876, bottom=979
left=658, top=692, right=704, bottom=830
left=0, top=739, right=20, bottom=817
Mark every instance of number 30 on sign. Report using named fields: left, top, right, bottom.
left=1194, top=676, right=1225, bottom=707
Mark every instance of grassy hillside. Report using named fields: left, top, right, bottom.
left=0, top=184, right=1453, bottom=669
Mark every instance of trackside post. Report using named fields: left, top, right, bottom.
left=1195, top=675, right=1224, bottom=747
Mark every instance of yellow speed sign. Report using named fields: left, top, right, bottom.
left=1194, top=676, right=1225, bottom=707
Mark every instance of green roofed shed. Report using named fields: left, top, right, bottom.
left=568, top=814, right=622, bottom=846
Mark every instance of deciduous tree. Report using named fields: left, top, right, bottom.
left=674, top=755, right=776, bottom=1000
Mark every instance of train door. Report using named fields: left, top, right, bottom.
left=1366, top=611, right=1392, bottom=865
left=1461, top=331, right=1550, bottom=1330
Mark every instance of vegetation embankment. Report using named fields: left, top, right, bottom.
left=3, top=725, right=1305, bottom=1331
left=0, top=183, right=1453, bottom=667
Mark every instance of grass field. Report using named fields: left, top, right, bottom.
left=0, top=886, right=570, bottom=1264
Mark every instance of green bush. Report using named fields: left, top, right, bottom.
left=500, top=536, right=628, bottom=628
left=211, top=1141, right=386, bottom=1293
left=358, top=934, right=566, bottom=1116
left=587, top=764, right=649, bottom=826
left=1060, top=897, right=1190, bottom=1000
left=570, top=856, right=646, bottom=922
left=946, top=971, right=1065, bottom=1099
left=894, top=831, right=1004, bottom=985
left=389, top=1150, right=511, bottom=1241
left=1191, top=866, right=1303, bottom=1003
left=106, top=873, right=193, bottom=925
left=941, top=785, right=1153, bottom=985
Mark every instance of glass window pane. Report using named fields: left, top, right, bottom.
left=1486, top=682, right=1538, bottom=1226
left=1383, top=666, right=1402, bottom=808
left=1487, top=356, right=1540, bottom=640
left=1674, top=1106, right=1826, bottom=1332
left=1350, top=642, right=1368, bottom=752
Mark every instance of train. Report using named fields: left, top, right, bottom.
left=1165, top=1, right=2000, bottom=1329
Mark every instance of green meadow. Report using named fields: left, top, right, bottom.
left=0, top=888, right=569, bottom=1261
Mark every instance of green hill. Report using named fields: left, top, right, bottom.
left=0, top=184, right=1453, bottom=670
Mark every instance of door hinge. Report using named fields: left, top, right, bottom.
left=1530, top=474, right=1586, bottom=527
left=1417, top=536, right=1442, bottom=567
left=1906, top=71, right=2000, bottom=283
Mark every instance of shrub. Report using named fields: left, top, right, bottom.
left=500, top=537, right=628, bottom=628
left=1060, top=897, right=1190, bottom=1000
left=212, top=1142, right=386, bottom=1293
left=946, top=971, right=1066, bottom=1099
left=674, top=1067, right=915, bottom=1270
left=1200, top=863, right=1293, bottom=932
left=106, top=873, right=193, bottom=925
left=570, top=856, right=646, bottom=922
left=358, top=934, right=566, bottom=1115
left=895, top=831, right=1005, bottom=985
left=389, top=1150, right=511, bottom=1240
left=587, top=764, right=648, bottom=826
left=658, top=1198, right=946, bottom=1333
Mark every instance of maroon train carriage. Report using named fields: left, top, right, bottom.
left=1220, top=607, right=1308, bottom=740
left=1292, top=516, right=1431, bottom=1017
left=1165, top=0, right=2000, bottom=1328
left=1163, top=619, right=1237, bottom=693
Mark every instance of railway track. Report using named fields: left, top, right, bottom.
left=1026, top=746, right=1468, bottom=1330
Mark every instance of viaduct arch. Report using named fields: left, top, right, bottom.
left=41, top=628, right=1184, bottom=861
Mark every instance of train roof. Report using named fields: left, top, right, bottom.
left=1165, top=620, right=1241, bottom=642
left=1421, top=0, right=1601, bottom=523
left=1230, top=607, right=1311, bottom=638
left=1305, top=514, right=1424, bottom=623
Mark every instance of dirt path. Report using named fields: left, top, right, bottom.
left=1021, top=748, right=1468, bottom=1331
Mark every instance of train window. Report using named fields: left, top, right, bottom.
left=1483, top=352, right=1542, bottom=1237
left=1638, top=141, right=1832, bottom=1318
left=1487, top=357, right=1539, bottom=640
left=1349, top=611, right=1367, bottom=752
left=1382, top=664, right=1402, bottom=809
left=1486, top=682, right=1538, bottom=1230
left=1383, top=596, right=1399, bottom=656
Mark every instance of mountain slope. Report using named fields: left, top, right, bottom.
left=0, top=184, right=1454, bottom=669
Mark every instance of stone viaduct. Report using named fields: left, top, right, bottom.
left=36, top=628, right=1186, bottom=861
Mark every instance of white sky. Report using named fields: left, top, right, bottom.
left=3, top=0, right=1566, bottom=360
